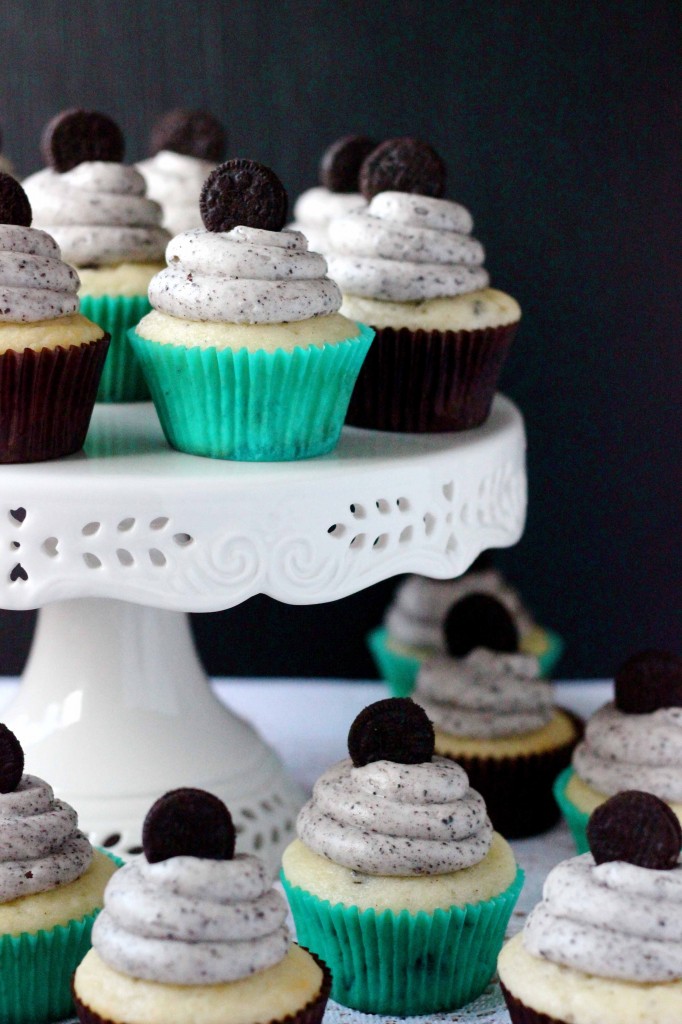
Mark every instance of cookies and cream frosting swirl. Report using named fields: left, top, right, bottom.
left=137, top=150, right=217, bottom=235
left=289, top=186, right=367, bottom=254
left=0, top=224, right=79, bottom=321
left=416, top=649, right=551, bottom=738
left=297, top=755, right=493, bottom=875
left=326, top=191, right=489, bottom=301
left=0, top=774, right=92, bottom=901
left=23, top=162, right=169, bottom=266
left=524, top=852, right=682, bottom=981
left=148, top=225, right=342, bottom=323
left=92, top=852, right=289, bottom=984
left=573, top=702, right=682, bottom=802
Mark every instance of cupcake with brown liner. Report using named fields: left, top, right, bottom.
left=370, top=554, right=564, bottom=695
left=288, top=134, right=374, bottom=254
left=129, top=159, right=373, bottom=461
left=24, top=108, right=170, bottom=401
left=556, top=649, right=682, bottom=853
left=73, top=787, right=330, bottom=1024
left=413, top=593, right=580, bottom=838
left=137, top=108, right=226, bottom=236
left=281, top=697, right=523, bottom=1015
left=499, top=790, right=682, bottom=1024
left=0, top=723, right=120, bottom=1023
left=326, top=136, right=520, bottom=431
left=0, top=174, right=109, bottom=463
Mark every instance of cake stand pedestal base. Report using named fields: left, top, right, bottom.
left=3, top=597, right=304, bottom=873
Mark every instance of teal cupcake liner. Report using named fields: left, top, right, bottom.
left=281, top=865, right=524, bottom=1015
left=80, top=295, right=152, bottom=402
left=129, top=323, right=374, bottom=461
left=0, top=850, right=123, bottom=1024
left=553, top=766, right=590, bottom=853
left=368, top=625, right=564, bottom=697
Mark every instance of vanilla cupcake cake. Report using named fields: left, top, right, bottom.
left=24, top=108, right=170, bottom=401
left=73, top=788, right=330, bottom=1024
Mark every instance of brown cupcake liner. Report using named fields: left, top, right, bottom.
left=345, top=320, right=518, bottom=432
left=0, top=336, right=110, bottom=463
left=439, top=709, right=583, bottom=839
left=500, top=981, right=568, bottom=1024
left=72, top=946, right=332, bottom=1024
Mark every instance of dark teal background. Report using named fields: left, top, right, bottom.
left=0, top=0, right=679, bottom=678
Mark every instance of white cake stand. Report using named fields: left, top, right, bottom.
left=0, top=395, right=526, bottom=871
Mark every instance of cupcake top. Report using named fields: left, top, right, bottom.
left=523, top=790, right=682, bottom=982
left=24, top=109, right=169, bottom=267
left=147, top=158, right=342, bottom=324
left=0, top=723, right=93, bottom=901
left=289, top=135, right=375, bottom=253
left=92, top=788, right=289, bottom=985
left=326, top=137, right=489, bottom=301
left=572, top=650, right=682, bottom=802
left=0, top=174, right=80, bottom=322
left=137, top=108, right=226, bottom=235
left=296, top=698, right=493, bottom=875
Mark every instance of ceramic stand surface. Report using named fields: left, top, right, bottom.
left=0, top=397, right=526, bottom=869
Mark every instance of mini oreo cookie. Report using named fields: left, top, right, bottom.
left=142, top=787, right=236, bottom=863
left=200, top=159, right=288, bottom=233
left=359, top=137, right=447, bottom=201
left=41, top=109, right=125, bottom=172
left=614, top=649, right=682, bottom=714
left=0, top=173, right=31, bottom=227
left=587, top=790, right=682, bottom=869
left=319, top=135, right=376, bottom=193
left=150, top=108, right=226, bottom=162
left=348, top=697, right=434, bottom=767
left=444, top=592, right=519, bottom=658
left=0, top=723, right=24, bottom=793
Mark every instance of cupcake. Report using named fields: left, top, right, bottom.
left=137, top=108, right=225, bottom=236
left=129, top=158, right=374, bottom=461
left=412, top=598, right=581, bottom=836
left=288, top=135, right=374, bottom=254
left=24, top=108, right=170, bottom=402
left=73, top=788, right=331, bottom=1024
left=0, top=174, right=109, bottom=463
left=326, top=136, right=520, bottom=431
left=499, top=790, right=682, bottom=1024
left=281, top=698, right=523, bottom=1015
left=370, top=557, right=564, bottom=697
left=556, top=649, right=682, bottom=853
left=0, top=723, right=119, bottom=1023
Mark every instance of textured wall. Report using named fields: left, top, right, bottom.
left=0, top=0, right=679, bottom=678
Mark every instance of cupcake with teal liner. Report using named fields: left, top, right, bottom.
left=73, top=787, right=331, bottom=1024
left=24, top=108, right=170, bottom=401
left=326, top=137, right=520, bottom=431
left=129, top=158, right=373, bottom=461
left=411, top=596, right=581, bottom=837
left=288, top=134, right=374, bottom=255
left=557, top=649, right=682, bottom=853
left=281, top=697, right=523, bottom=1015
left=499, top=790, right=682, bottom=1024
left=371, top=558, right=564, bottom=697
left=0, top=722, right=120, bottom=1024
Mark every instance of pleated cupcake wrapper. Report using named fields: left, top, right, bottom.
left=73, top=946, right=332, bottom=1024
left=345, top=320, right=518, bottom=432
left=553, top=766, right=591, bottom=853
left=80, top=295, right=152, bottom=402
left=367, top=626, right=565, bottom=699
left=501, top=981, right=569, bottom=1024
left=440, top=710, right=583, bottom=839
left=129, top=323, right=374, bottom=461
left=0, top=335, right=110, bottom=463
left=281, top=866, right=524, bottom=1016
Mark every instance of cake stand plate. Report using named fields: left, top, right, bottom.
left=0, top=396, right=526, bottom=870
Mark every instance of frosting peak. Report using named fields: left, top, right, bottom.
left=0, top=224, right=79, bottom=321
left=137, top=150, right=217, bottom=235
